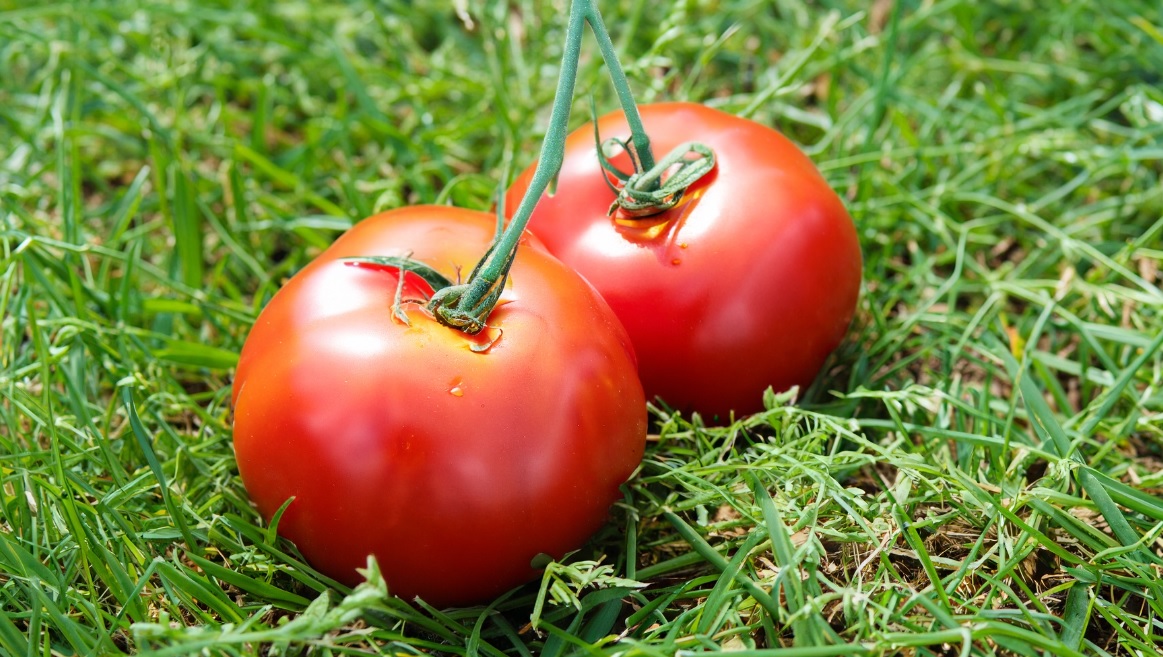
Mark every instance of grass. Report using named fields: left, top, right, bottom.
left=2, top=0, right=1162, bottom=654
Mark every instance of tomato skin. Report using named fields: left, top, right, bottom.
left=231, top=206, right=646, bottom=607
left=505, top=103, right=862, bottom=419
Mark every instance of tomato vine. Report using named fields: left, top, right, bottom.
left=417, top=0, right=718, bottom=333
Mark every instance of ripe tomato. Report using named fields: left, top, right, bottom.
left=231, top=206, right=646, bottom=607
left=505, top=103, right=862, bottom=419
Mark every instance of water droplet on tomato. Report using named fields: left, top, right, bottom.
left=449, top=385, right=464, bottom=397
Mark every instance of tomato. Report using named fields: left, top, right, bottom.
left=231, top=206, right=646, bottom=607
left=505, top=102, right=862, bottom=419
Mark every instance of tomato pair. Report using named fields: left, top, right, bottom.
left=231, top=102, right=859, bottom=607
left=232, top=207, right=646, bottom=607
left=506, top=103, right=862, bottom=419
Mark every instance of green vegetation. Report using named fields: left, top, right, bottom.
left=2, top=0, right=1162, bottom=654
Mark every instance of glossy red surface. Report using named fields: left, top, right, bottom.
left=232, top=206, right=646, bottom=607
left=506, top=103, right=862, bottom=418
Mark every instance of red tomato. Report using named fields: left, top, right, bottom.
left=231, top=206, right=646, bottom=607
left=505, top=103, right=862, bottom=419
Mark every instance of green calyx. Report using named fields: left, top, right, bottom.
left=345, top=256, right=453, bottom=291
left=345, top=247, right=512, bottom=336
left=595, top=130, right=716, bottom=217
left=426, top=240, right=516, bottom=335
left=588, top=96, right=717, bottom=218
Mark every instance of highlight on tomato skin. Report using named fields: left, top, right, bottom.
left=230, top=206, right=647, bottom=608
left=505, top=102, right=863, bottom=420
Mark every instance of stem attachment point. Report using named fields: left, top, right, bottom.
left=596, top=136, right=716, bottom=218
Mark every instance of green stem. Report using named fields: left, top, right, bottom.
left=429, top=0, right=655, bottom=334
left=585, top=6, right=657, bottom=175
left=503, top=0, right=587, bottom=256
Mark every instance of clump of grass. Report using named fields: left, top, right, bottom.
left=2, top=0, right=1162, bottom=655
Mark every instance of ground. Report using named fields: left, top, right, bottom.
left=1, top=0, right=1162, bottom=655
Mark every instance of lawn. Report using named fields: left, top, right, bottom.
left=2, top=0, right=1163, bottom=655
